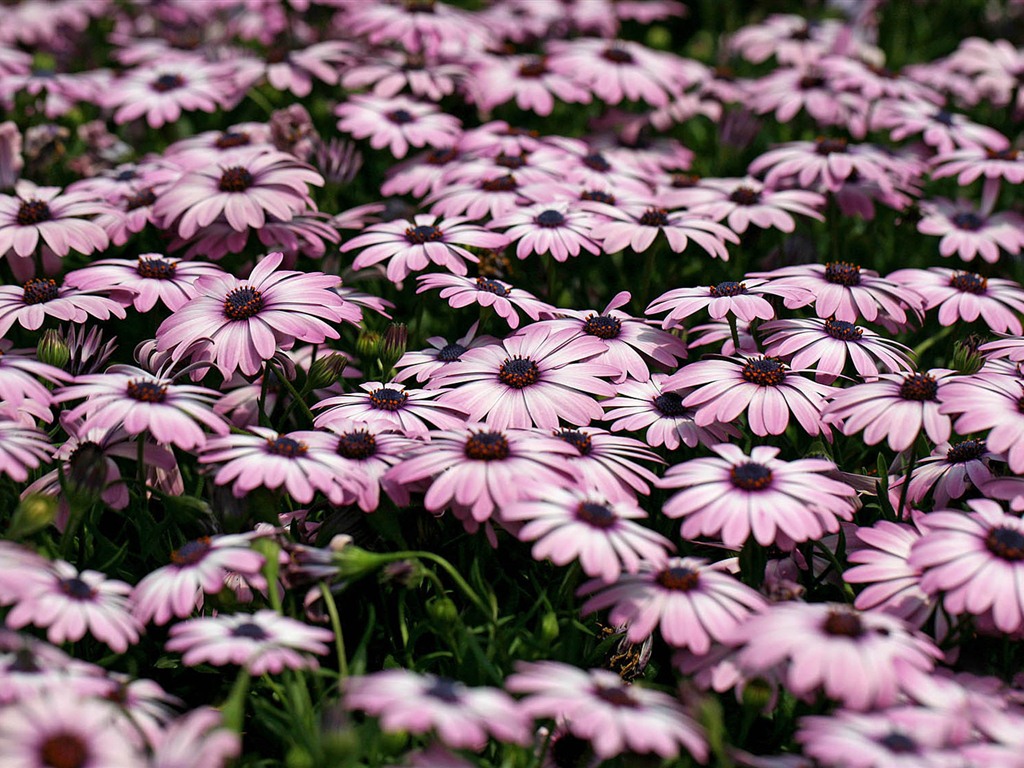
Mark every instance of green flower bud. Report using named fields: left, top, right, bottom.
left=7, top=494, right=57, bottom=539
left=355, top=330, right=383, bottom=360
left=538, top=611, right=560, bottom=643
left=380, top=323, right=408, bottom=371
left=307, top=352, right=348, bottom=390
left=426, top=596, right=459, bottom=626
left=37, top=328, right=70, bottom=370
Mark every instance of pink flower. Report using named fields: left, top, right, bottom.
left=426, top=174, right=526, bottom=220
left=393, top=322, right=498, bottom=384
left=647, top=278, right=814, bottom=326
left=0, top=341, right=70, bottom=421
left=749, top=66, right=868, bottom=133
left=659, top=444, right=856, bottom=548
left=65, top=254, right=224, bottom=313
left=589, top=202, right=738, bottom=258
left=341, top=1, right=482, bottom=56
left=469, top=54, right=592, bottom=116
left=664, top=177, right=824, bottom=234
left=432, top=326, right=617, bottom=430
left=748, top=138, right=905, bottom=194
left=342, top=214, right=508, bottom=283
left=939, top=371, right=1024, bottom=472
left=319, top=421, right=416, bottom=512
left=342, top=50, right=466, bottom=102
left=416, top=273, right=556, bottom=330
left=890, top=267, right=1024, bottom=334
left=489, top=201, right=601, bottom=262
left=106, top=58, right=236, bottom=128
left=897, top=439, right=1000, bottom=508
left=728, top=14, right=873, bottom=66
left=345, top=670, right=530, bottom=749
left=335, top=95, right=461, bottom=159
left=845, top=520, right=935, bottom=627
left=875, top=100, right=1010, bottom=155
left=501, top=486, right=673, bottom=582
left=913, top=199, right=1024, bottom=264
left=0, top=417, right=51, bottom=481
left=823, top=369, right=955, bottom=452
left=579, top=556, right=765, bottom=651
left=931, top=146, right=1024, bottom=186
left=150, top=708, right=240, bottom=768
left=552, top=427, right=662, bottom=502
left=166, top=610, right=332, bottom=674
left=0, top=277, right=125, bottom=340
left=312, top=382, right=468, bottom=438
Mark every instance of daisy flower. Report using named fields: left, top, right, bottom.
left=601, top=375, right=740, bottom=450
left=156, top=252, right=352, bottom=378
left=432, top=326, right=617, bottom=430
left=0, top=417, right=51, bottom=482
left=341, top=1, right=482, bottom=55
left=469, top=53, right=592, bottom=116
left=659, top=444, right=857, bottom=548
left=845, top=521, right=935, bottom=627
left=822, top=369, right=956, bottom=452
left=501, top=486, right=673, bottom=583
left=344, top=670, right=530, bottom=749
left=666, top=355, right=830, bottom=437
left=891, top=267, right=1024, bottom=334
left=320, top=421, right=417, bottom=513
left=506, top=661, right=708, bottom=762
left=341, top=214, right=508, bottom=283
left=166, top=610, right=332, bottom=675
left=896, top=438, right=999, bottom=508
left=0, top=277, right=126, bottom=338
left=748, top=138, right=901, bottom=194
left=733, top=602, right=941, bottom=710
left=150, top=708, right=240, bottom=768
left=384, top=427, right=575, bottom=524
left=155, top=149, right=323, bottom=239
left=393, top=322, right=497, bottom=384
left=5, top=560, right=140, bottom=653
left=0, top=341, right=70, bottom=420
left=664, top=177, right=825, bottom=234
left=341, top=50, right=466, bottom=102
left=65, top=254, right=224, bottom=313
left=426, top=174, right=527, bottom=220
left=579, top=556, right=765, bottom=651
left=313, top=381, right=467, bottom=438
left=939, top=371, right=1024, bottom=472
left=646, top=278, right=814, bottom=326
left=875, top=100, right=1010, bottom=155
left=931, top=146, right=1024, bottom=186
left=913, top=199, right=1024, bottom=264
left=760, top=317, right=915, bottom=384
left=910, top=499, right=1024, bottom=633
left=488, top=201, right=601, bottom=263
left=335, top=95, right=461, bottom=159
left=552, top=427, right=663, bottom=501
left=749, top=66, right=868, bottom=133
left=130, top=534, right=265, bottom=626
left=416, top=273, right=556, bottom=330
left=106, top=58, right=236, bottom=129
left=588, top=201, right=738, bottom=259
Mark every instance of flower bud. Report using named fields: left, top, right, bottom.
left=538, top=611, right=560, bottom=643
left=952, top=334, right=984, bottom=375
left=37, top=328, right=70, bottom=370
left=380, top=323, right=408, bottom=372
left=7, top=494, right=56, bottom=539
left=307, top=352, right=348, bottom=390
left=426, top=596, right=459, bottom=626
left=355, top=330, right=382, bottom=361
left=66, top=441, right=108, bottom=507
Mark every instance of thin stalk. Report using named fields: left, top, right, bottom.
left=319, top=583, right=349, bottom=678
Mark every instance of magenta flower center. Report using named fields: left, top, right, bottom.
left=582, top=153, right=611, bottom=172
left=878, top=733, right=918, bottom=754
left=22, top=278, right=59, bottom=305
left=730, top=462, right=773, bottom=491
left=985, top=148, right=1020, bottom=161
left=218, top=167, right=254, bottom=192
left=824, top=261, right=862, bottom=286
left=231, top=622, right=269, bottom=640
left=985, top=526, right=1024, bottom=561
left=464, top=431, right=510, bottom=461
left=653, top=392, right=687, bottom=416
left=498, top=356, right=540, bottom=388
left=337, top=430, right=377, bottom=459
left=215, top=131, right=251, bottom=149
left=655, top=566, right=700, bottom=591
left=387, top=109, right=416, bottom=125
left=16, top=199, right=51, bottom=225
left=39, top=732, right=90, bottom=768
left=639, top=207, right=669, bottom=227
left=822, top=611, right=864, bottom=637
left=223, top=286, right=264, bottom=320
left=582, top=313, right=622, bottom=339
left=136, top=257, right=177, bottom=280
left=426, top=147, right=458, bottom=165
left=405, top=224, right=443, bottom=244
left=496, top=153, right=526, bottom=170
left=815, top=137, right=848, bottom=155
left=437, top=342, right=467, bottom=362
left=125, top=188, right=157, bottom=210
left=171, top=537, right=212, bottom=566
left=946, top=439, right=985, bottom=463
left=576, top=502, right=618, bottom=530
left=127, top=379, right=168, bottom=403
left=475, top=277, right=511, bottom=297
left=555, top=429, right=593, bottom=455
left=729, top=186, right=761, bottom=205
left=824, top=318, right=863, bottom=341
left=369, top=387, right=408, bottom=411
left=518, top=58, right=548, bottom=78
left=535, top=209, right=566, bottom=228
left=58, top=577, right=96, bottom=601
left=151, top=73, right=184, bottom=92
left=481, top=175, right=518, bottom=192
left=709, top=281, right=746, bottom=297
left=741, top=357, right=787, bottom=387
left=581, top=190, right=616, bottom=205
left=601, top=47, right=635, bottom=64
left=949, top=271, right=987, bottom=293
left=898, top=373, right=938, bottom=401
left=266, top=436, right=308, bottom=457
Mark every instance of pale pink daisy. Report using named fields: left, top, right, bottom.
left=345, top=670, right=530, bottom=749
left=0, top=417, right=52, bottom=482
left=664, top=177, right=825, bottom=234
left=393, top=322, right=498, bottom=384
left=845, top=521, right=935, bottom=627
left=106, top=58, right=236, bottom=129
left=889, top=267, right=1024, bottom=334
left=894, top=439, right=1000, bottom=508
left=319, top=421, right=416, bottom=513
left=342, top=214, right=508, bottom=283
left=501, top=486, right=672, bottom=582
left=432, top=326, right=617, bottom=430
left=913, top=199, right=1024, bottom=264
left=579, top=556, right=765, bottom=651
left=469, top=54, right=592, bottom=116
left=660, top=444, right=856, bottom=548
left=930, top=146, right=1024, bottom=186
left=150, top=708, right=240, bottom=768
left=939, top=371, right=1024, bottom=472
left=748, top=66, right=868, bottom=133
left=65, top=254, right=224, bottom=313
left=875, top=100, right=1010, bottom=155
left=416, top=273, right=556, bottom=330
left=733, top=602, right=941, bottom=710
left=0, top=278, right=126, bottom=338
left=728, top=14, right=876, bottom=66
left=341, top=50, right=466, bottom=102
left=341, top=1, right=483, bottom=56
left=335, top=95, right=461, bottom=159
left=551, top=427, right=663, bottom=502
left=489, top=201, right=601, bottom=263
left=823, top=369, right=955, bottom=452
left=313, top=381, right=468, bottom=438
left=748, top=138, right=901, bottom=194
left=588, top=201, right=738, bottom=259
left=0, top=341, right=70, bottom=421
left=166, top=610, right=332, bottom=675
left=646, top=278, right=814, bottom=326
left=426, top=174, right=527, bottom=220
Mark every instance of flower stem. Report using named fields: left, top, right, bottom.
left=320, top=583, right=349, bottom=678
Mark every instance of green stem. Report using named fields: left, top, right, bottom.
left=273, top=362, right=316, bottom=424
left=319, top=583, right=349, bottom=678
left=405, top=550, right=495, bottom=623
left=221, top=670, right=251, bottom=733
left=896, top=443, right=918, bottom=521
left=813, top=540, right=855, bottom=602
left=727, top=314, right=741, bottom=352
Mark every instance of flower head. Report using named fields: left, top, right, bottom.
left=416, top=273, right=556, bottom=330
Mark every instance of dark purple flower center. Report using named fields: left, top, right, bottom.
left=549, top=734, right=591, bottom=768
left=215, top=131, right=251, bottom=149
left=582, top=153, right=611, bottom=172
left=946, top=438, right=985, bottom=463
left=481, top=174, right=518, bottom=192
left=823, top=610, right=863, bottom=637
left=136, top=257, right=177, bottom=280
left=933, top=110, right=955, bottom=126
left=878, top=733, right=918, bottom=754
left=518, top=58, right=548, bottom=78
left=824, top=261, right=861, bottom=286
left=576, top=502, right=618, bottom=529
left=656, top=566, right=700, bottom=591
left=125, top=188, right=156, bottom=210
left=582, top=313, right=621, bottom=339
left=535, top=209, right=566, bottom=228
left=951, top=212, right=984, bottom=231
left=58, top=577, right=96, bottom=601
left=898, top=373, right=938, bottom=401
left=218, top=167, right=253, bottom=192
left=171, top=537, right=211, bottom=566
left=741, top=356, right=787, bottom=386
left=231, top=622, right=269, bottom=640
left=115, top=169, right=138, bottom=182
left=405, top=224, right=443, bottom=244
left=729, top=186, right=761, bottom=205
left=151, top=73, right=184, bottom=92
left=815, top=137, right=848, bottom=155
left=39, top=732, right=90, bottom=768
left=824, top=318, right=863, bottom=341
left=581, top=190, right=616, bottom=204
left=639, top=207, right=669, bottom=227
left=602, top=47, right=634, bottom=64
left=387, top=109, right=415, bottom=125
left=266, top=436, right=308, bottom=457
left=671, top=173, right=701, bottom=188
left=127, top=379, right=168, bottom=403
left=985, top=526, right=1024, bottom=561
left=426, top=147, right=458, bottom=165
left=223, top=286, right=264, bottom=320
left=437, top=342, right=467, bottom=362
left=730, top=461, right=773, bottom=490
left=949, top=271, right=987, bottom=293
left=475, top=277, right=511, bottom=297
left=555, top=429, right=592, bottom=455
left=593, top=684, right=638, bottom=707
left=709, top=281, right=745, bottom=297
left=798, top=74, right=825, bottom=89
left=464, top=431, right=510, bottom=461
left=985, top=148, right=1020, bottom=161
left=369, top=387, right=408, bottom=411
left=22, top=278, right=59, bottom=305
left=495, top=153, right=526, bottom=170
left=653, top=392, right=686, bottom=416
left=16, top=199, right=51, bottom=225
left=337, top=430, right=377, bottom=459
left=498, top=356, right=540, bottom=388
left=426, top=677, right=461, bottom=703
